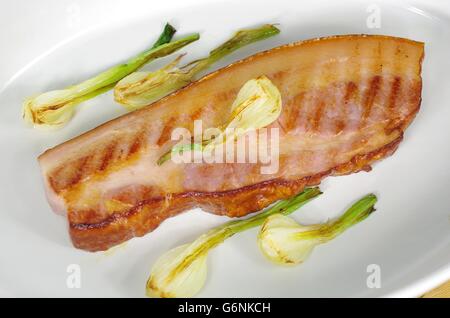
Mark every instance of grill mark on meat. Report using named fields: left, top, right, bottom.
left=312, top=98, right=325, bottom=132
left=339, top=81, right=358, bottom=134
left=99, top=141, right=117, bottom=172
left=384, top=76, right=406, bottom=135
left=388, top=76, right=402, bottom=113
left=335, top=119, right=345, bottom=134
left=282, top=92, right=305, bottom=132
left=344, top=81, right=358, bottom=103
left=48, top=175, right=62, bottom=194
left=157, top=117, right=176, bottom=146
left=48, top=165, right=65, bottom=193
left=190, top=107, right=203, bottom=121
left=69, top=155, right=91, bottom=186
left=362, top=43, right=384, bottom=124
left=343, top=41, right=363, bottom=135
left=127, top=137, right=141, bottom=157
left=127, top=130, right=145, bottom=157
left=361, top=75, right=382, bottom=125
left=49, top=154, right=93, bottom=192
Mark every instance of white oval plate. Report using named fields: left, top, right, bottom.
left=0, top=0, right=449, bottom=297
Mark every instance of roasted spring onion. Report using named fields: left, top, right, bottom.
left=258, top=194, right=377, bottom=265
left=157, top=75, right=282, bottom=165
left=115, top=24, right=280, bottom=110
left=23, top=24, right=200, bottom=129
left=146, top=187, right=322, bottom=298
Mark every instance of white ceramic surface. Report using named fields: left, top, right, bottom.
left=0, top=0, right=449, bottom=297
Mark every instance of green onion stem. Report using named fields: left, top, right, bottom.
left=75, top=23, right=177, bottom=102
left=61, top=22, right=181, bottom=101
left=293, top=194, right=377, bottom=242
left=152, top=23, right=177, bottom=48
left=183, top=24, right=280, bottom=76
left=171, top=187, right=322, bottom=273
left=76, top=32, right=199, bottom=98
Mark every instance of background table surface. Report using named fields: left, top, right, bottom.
left=422, top=280, right=450, bottom=298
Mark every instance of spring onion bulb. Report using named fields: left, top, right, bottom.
left=258, top=193, right=377, bottom=265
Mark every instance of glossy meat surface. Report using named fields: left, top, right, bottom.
left=38, top=35, right=424, bottom=251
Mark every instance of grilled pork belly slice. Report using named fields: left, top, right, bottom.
left=38, top=35, right=424, bottom=251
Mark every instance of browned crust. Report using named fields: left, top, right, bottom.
left=70, top=135, right=403, bottom=252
